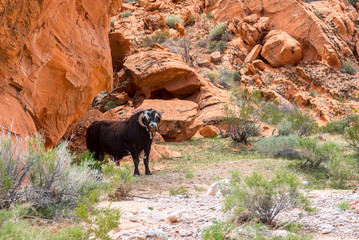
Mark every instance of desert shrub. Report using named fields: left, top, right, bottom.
left=142, top=30, right=170, bottom=48
left=338, top=200, right=350, bottom=211
left=120, top=10, right=132, bottom=18
left=202, top=220, right=233, bottom=240
left=102, top=163, right=136, bottom=199
left=165, top=14, right=183, bottom=28
left=110, top=20, right=114, bottom=27
left=340, top=61, right=356, bottom=75
left=75, top=190, right=121, bottom=240
left=209, top=40, right=227, bottom=53
left=277, top=119, right=294, bottom=136
left=204, top=70, right=219, bottom=83
left=254, top=135, right=300, bottom=159
left=348, top=0, right=357, bottom=7
left=104, top=101, right=120, bottom=111
left=218, top=69, right=238, bottom=89
left=296, top=138, right=341, bottom=169
left=169, top=185, right=188, bottom=195
left=286, top=107, right=317, bottom=136
left=209, top=22, right=229, bottom=41
left=73, top=150, right=105, bottom=170
left=24, top=137, right=105, bottom=218
left=223, top=91, right=261, bottom=144
left=206, top=11, right=213, bottom=19
left=259, top=102, right=287, bottom=125
left=0, top=133, right=30, bottom=209
left=320, top=117, right=352, bottom=134
left=224, top=171, right=307, bottom=224
left=345, top=115, right=359, bottom=154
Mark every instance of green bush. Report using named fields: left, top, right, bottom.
left=223, top=92, right=261, bottom=144
left=297, top=138, right=341, bottom=168
left=110, top=20, right=114, bottom=27
left=209, top=22, right=228, bottom=41
left=102, top=163, right=136, bottom=199
left=120, top=10, right=132, bottom=18
left=165, top=14, right=183, bottom=28
left=345, top=115, right=359, bottom=154
left=320, top=118, right=352, bottom=134
left=142, top=30, right=170, bottom=48
left=74, top=150, right=105, bottom=170
left=25, top=137, right=105, bottom=218
left=209, top=40, right=227, bottom=53
left=277, top=119, right=294, bottom=136
left=254, top=135, right=300, bottom=159
left=259, top=102, right=287, bottom=125
left=0, top=133, right=30, bottom=209
left=202, top=220, right=233, bottom=240
left=224, top=171, right=307, bottom=224
left=286, top=107, right=317, bottom=136
left=75, top=190, right=121, bottom=240
left=340, top=61, right=356, bottom=75
left=338, top=200, right=350, bottom=211
left=204, top=70, right=219, bottom=83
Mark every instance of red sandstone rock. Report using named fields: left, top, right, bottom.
left=0, top=0, right=121, bottom=146
left=199, top=125, right=220, bottom=138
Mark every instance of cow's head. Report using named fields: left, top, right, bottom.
left=138, top=109, right=162, bottom=133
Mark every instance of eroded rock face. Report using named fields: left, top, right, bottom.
left=122, top=49, right=203, bottom=99
left=0, top=0, right=121, bottom=146
left=261, top=30, right=302, bottom=67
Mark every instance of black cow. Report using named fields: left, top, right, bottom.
left=86, top=109, right=162, bottom=175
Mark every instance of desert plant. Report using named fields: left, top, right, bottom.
left=286, top=107, right=317, bottom=136
left=259, top=102, right=287, bottom=125
left=345, top=115, right=359, bottom=154
left=165, top=14, right=183, bottom=28
left=348, top=0, right=357, bottom=7
left=224, top=171, right=307, bottom=224
left=73, top=150, right=105, bottom=170
left=277, top=119, right=294, bottom=136
left=24, top=137, right=104, bottom=218
left=104, top=101, right=120, bottom=111
left=209, top=22, right=229, bottom=41
left=102, top=163, right=136, bottom=199
left=142, top=30, right=170, bottom=48
left=110, top=20, right=114, bottom=27
left=204, top=70, right=219, bottom=83
left=185, top=171, right=195, bottom=179
left=75, top=190, right=121, bottom=240
left=206, top=11, right=213, bottom=19
left=223, top=91, right=261, bottom=144
left=320, top=117, right=353, bottom=134
left=120, top=10, right=132, bottom=18
left=254, top=135, right=301, bottom=159
left=296, top=138, right=341, bottom=168
left=0, top=132, right=30, bottom=209
left=202, top=220, right=233, bottom=240
left=338, top=200, right=350, bottom=211
left=169, top=185, right=188, bottom=196
left=340, top=61, right=356, bottom=75
left=209, top=40, right=227, bottom=53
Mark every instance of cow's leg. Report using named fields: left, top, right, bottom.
left=130, top=149, right=141, bottom=176
left=144, top=140, right=153, bottom=175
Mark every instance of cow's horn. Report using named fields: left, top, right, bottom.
left=138, top=113, right=146, bottom=127
left=157, top=111, right=162, bottom=120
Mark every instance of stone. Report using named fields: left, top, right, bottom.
left=252, top=60, right=266, bottom=70
left=261, top=30, right=302, bottom=67
left=199, top=125, right=220, bottom=138
left=210, top=51, right=222, bottom=63
left=0, top=0, right=121, bottom=146
left=244, top=44, right=262, bottom=63
left=168, top=212, right=183, bottom=223
left=179, top=230, right=187, bottom=237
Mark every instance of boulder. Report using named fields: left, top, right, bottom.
left=210, top=51, right=222, bottom=63
left=122, top=49, right=202, bottom=99
left=261, top=30, right=302, bottom=67
left=199, top=125, right=220, bottom=138
left=0, top=0, right=121, bottom=146
left=109, top=32, right=131, bottom=70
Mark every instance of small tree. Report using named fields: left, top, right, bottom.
left=223, top=91, right=261, bottom=144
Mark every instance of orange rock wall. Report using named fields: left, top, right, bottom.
left=0, top=0, right=121, bottom=146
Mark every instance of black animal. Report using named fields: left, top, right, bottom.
left=86, top=109, right=162, bottom=175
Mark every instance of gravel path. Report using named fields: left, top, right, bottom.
left=97, top=188, right=359, bottom=240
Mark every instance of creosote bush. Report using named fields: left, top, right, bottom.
left=24, top=136, right=105, bottom=218
left=120, top=10, right=132, bottom=18
left=340, top=60, right=356, bottom=75
left=254, top=135, right=300, bottom=159
left=224, top=171, right=309, bottom=224
left=165, top=14, right=183, bottom=28
left=209, top=22, right=230, bottom=41
left=102, top=163, right=136, bottom=200
left=142, top=30, right=170, bottom=48
left=0, top=132, right=30, bottom=209
left=345, top=115, right=359, bottom=154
